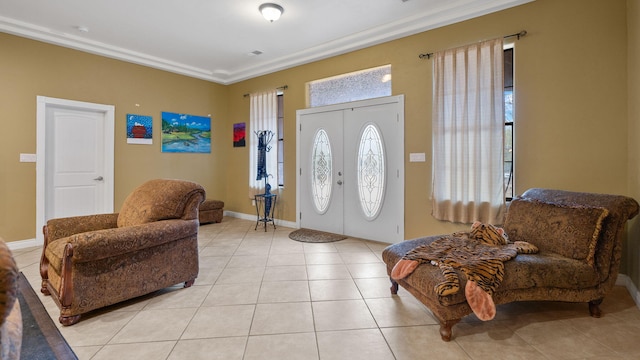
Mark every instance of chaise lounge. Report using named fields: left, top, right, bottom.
left=382, top=188, right=639, bottom=341
left=40, top=179, right=205, bottom=325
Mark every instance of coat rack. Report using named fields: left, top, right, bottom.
left=254, top=130, right=276, bottom=231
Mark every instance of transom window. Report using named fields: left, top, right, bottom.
left=308, top=65, right=392, bottom=107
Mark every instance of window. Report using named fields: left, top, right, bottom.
left=504, top=47, right=514, bottom=200
left=431, top=38, right=505, bottom=224
left=249, top=90, right=278, bottom=195
left=311, top=129, right=332, bottom=213
left=277, top=93, right=284, bottom=187
left=308, top=65, right=391, bottom=107
left=357, top=124, right=385, bottom=220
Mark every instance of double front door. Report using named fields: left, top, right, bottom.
left=297, top=96, right=404, bottom=243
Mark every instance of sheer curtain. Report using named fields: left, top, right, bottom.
left=249, top=90, right=278, bottom=197
left=431, top=38, right=505, bottom=224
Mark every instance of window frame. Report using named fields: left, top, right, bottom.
left=504, top=45, right=514, bottom=201
left=277, top=93, right=284, bottom=187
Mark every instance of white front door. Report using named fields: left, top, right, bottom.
left=343, top=102, right=404, bottom=241
left=297, top=96, right=404, bottom=243
left=36, top=97, right=115, bottom=243
left=298, top=110, right=344, bottom=235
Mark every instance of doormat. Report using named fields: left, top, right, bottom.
left=18, top=272, right=78, bottom=360
left=289, top=228, right=347, bottom=243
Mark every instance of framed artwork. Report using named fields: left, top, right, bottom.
left=126, top=114, right=153, bottom=144
left=233, top=122, right=246, bottom=147
left=161, top=111, right=211, bottom=153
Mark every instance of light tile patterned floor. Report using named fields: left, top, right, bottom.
left=13, top=217, right=640, bottom=359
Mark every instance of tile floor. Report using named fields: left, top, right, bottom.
left=12, top=217, right=640, bottom=359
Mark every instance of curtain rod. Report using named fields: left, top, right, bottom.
left=243, top=85, right=288, bottom=98
left=418, top=30, right=527, bottom=60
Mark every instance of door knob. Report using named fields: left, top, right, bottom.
left=337, top=180, right=343, bottom=185
left=94, top=176, right=104, bottom=181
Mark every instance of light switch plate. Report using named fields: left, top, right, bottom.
left=20, top=153, right=37, bottom=163
left=409, top=152, right=426, bottom=162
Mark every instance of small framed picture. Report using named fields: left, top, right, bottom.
left=233, top=122, right=246, bottom=147
left=126, top=114, right=153, bottom=144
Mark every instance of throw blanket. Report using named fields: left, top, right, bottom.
left=391, top=235, right=537, bottom=321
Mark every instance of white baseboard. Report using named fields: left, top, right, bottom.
left=6, top=238, right=41, bottom=250
left=616, top=274, right=640, bottom=310
left=223, top=210, right=298, bottom=229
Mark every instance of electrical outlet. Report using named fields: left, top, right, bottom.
left=252, top=199, right=256, bottom=206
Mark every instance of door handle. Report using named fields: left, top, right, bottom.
left=94, top=176, right=104, bottom=181
left=337, top=180, right=343, bottom=185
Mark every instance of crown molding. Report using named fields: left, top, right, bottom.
left=0, top=0, right=533, bottom=85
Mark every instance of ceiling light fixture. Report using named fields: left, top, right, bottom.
left=259, top=3, right=284, bottom=22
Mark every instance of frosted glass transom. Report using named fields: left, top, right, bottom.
left=311, top=129, right=332, bottom=213
left=357, top=124, right=385, bottom=220
left=308, top=65, right=391, bottom=107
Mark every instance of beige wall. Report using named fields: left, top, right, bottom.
left=1, top=0, right=638, bottom=289
left=627, top=0, right=640, bottom=286
left=227, top=0, right=631, bottom=237
left=0, top=33, right=229, bottom=241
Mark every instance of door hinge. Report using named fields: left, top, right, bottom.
left=299, top=212, right=302, bottom=220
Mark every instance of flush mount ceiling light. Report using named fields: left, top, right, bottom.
left=259, top=3, right=284, bottom=22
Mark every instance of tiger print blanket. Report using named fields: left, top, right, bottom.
left=391, top=234, right=538, bottom=320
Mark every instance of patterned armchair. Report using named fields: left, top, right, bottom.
left=40, top=179, right=205, bottom=325
left=0, top=238, right=21, bottom=359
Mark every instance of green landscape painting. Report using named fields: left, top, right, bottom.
left=161, top=111, right=211, bottom=153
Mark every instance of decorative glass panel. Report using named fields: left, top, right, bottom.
left=308, top=65, right=392, bottom=107
left=311, top=129, right=332, bottom=213
left=357, top=124, right=385, bottom=220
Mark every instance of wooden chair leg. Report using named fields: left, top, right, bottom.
left=390, top=278, right=399, bottom=295
left=589, top=299, right=603, bottom=318
left=40, top=225, right=51, bottom=295
left=59, top=314, right=81, bottom=326
left=439, top=319, right=460, bottom=342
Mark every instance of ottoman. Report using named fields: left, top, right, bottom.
left=199, top=199, right=224, bottom=224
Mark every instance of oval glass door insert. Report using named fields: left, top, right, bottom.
left=357, top=124, right=385, bottom=220
left=311, top=129, right=332, bottom=213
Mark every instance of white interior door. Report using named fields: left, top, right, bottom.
left=297, top=96, right=404, bottom=243
left=36, top=96, right=114, bottom=243
left=45, top=107, right=106, bottom=218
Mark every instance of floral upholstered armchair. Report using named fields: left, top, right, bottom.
left=40, top=179, right=205, bottom=325
left=0, top=238, right=21, bottom=359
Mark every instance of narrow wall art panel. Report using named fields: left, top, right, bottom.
left=233, top=122, right=246, bottom=147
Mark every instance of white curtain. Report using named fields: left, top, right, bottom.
left=249, top=90, right=278, bottom=197
left=431, top=38, right=505, bottom=224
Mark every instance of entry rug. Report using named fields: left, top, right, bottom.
left=289, top=228, right=347, bottom=243
left=18, top=272, right=78, bottom=360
